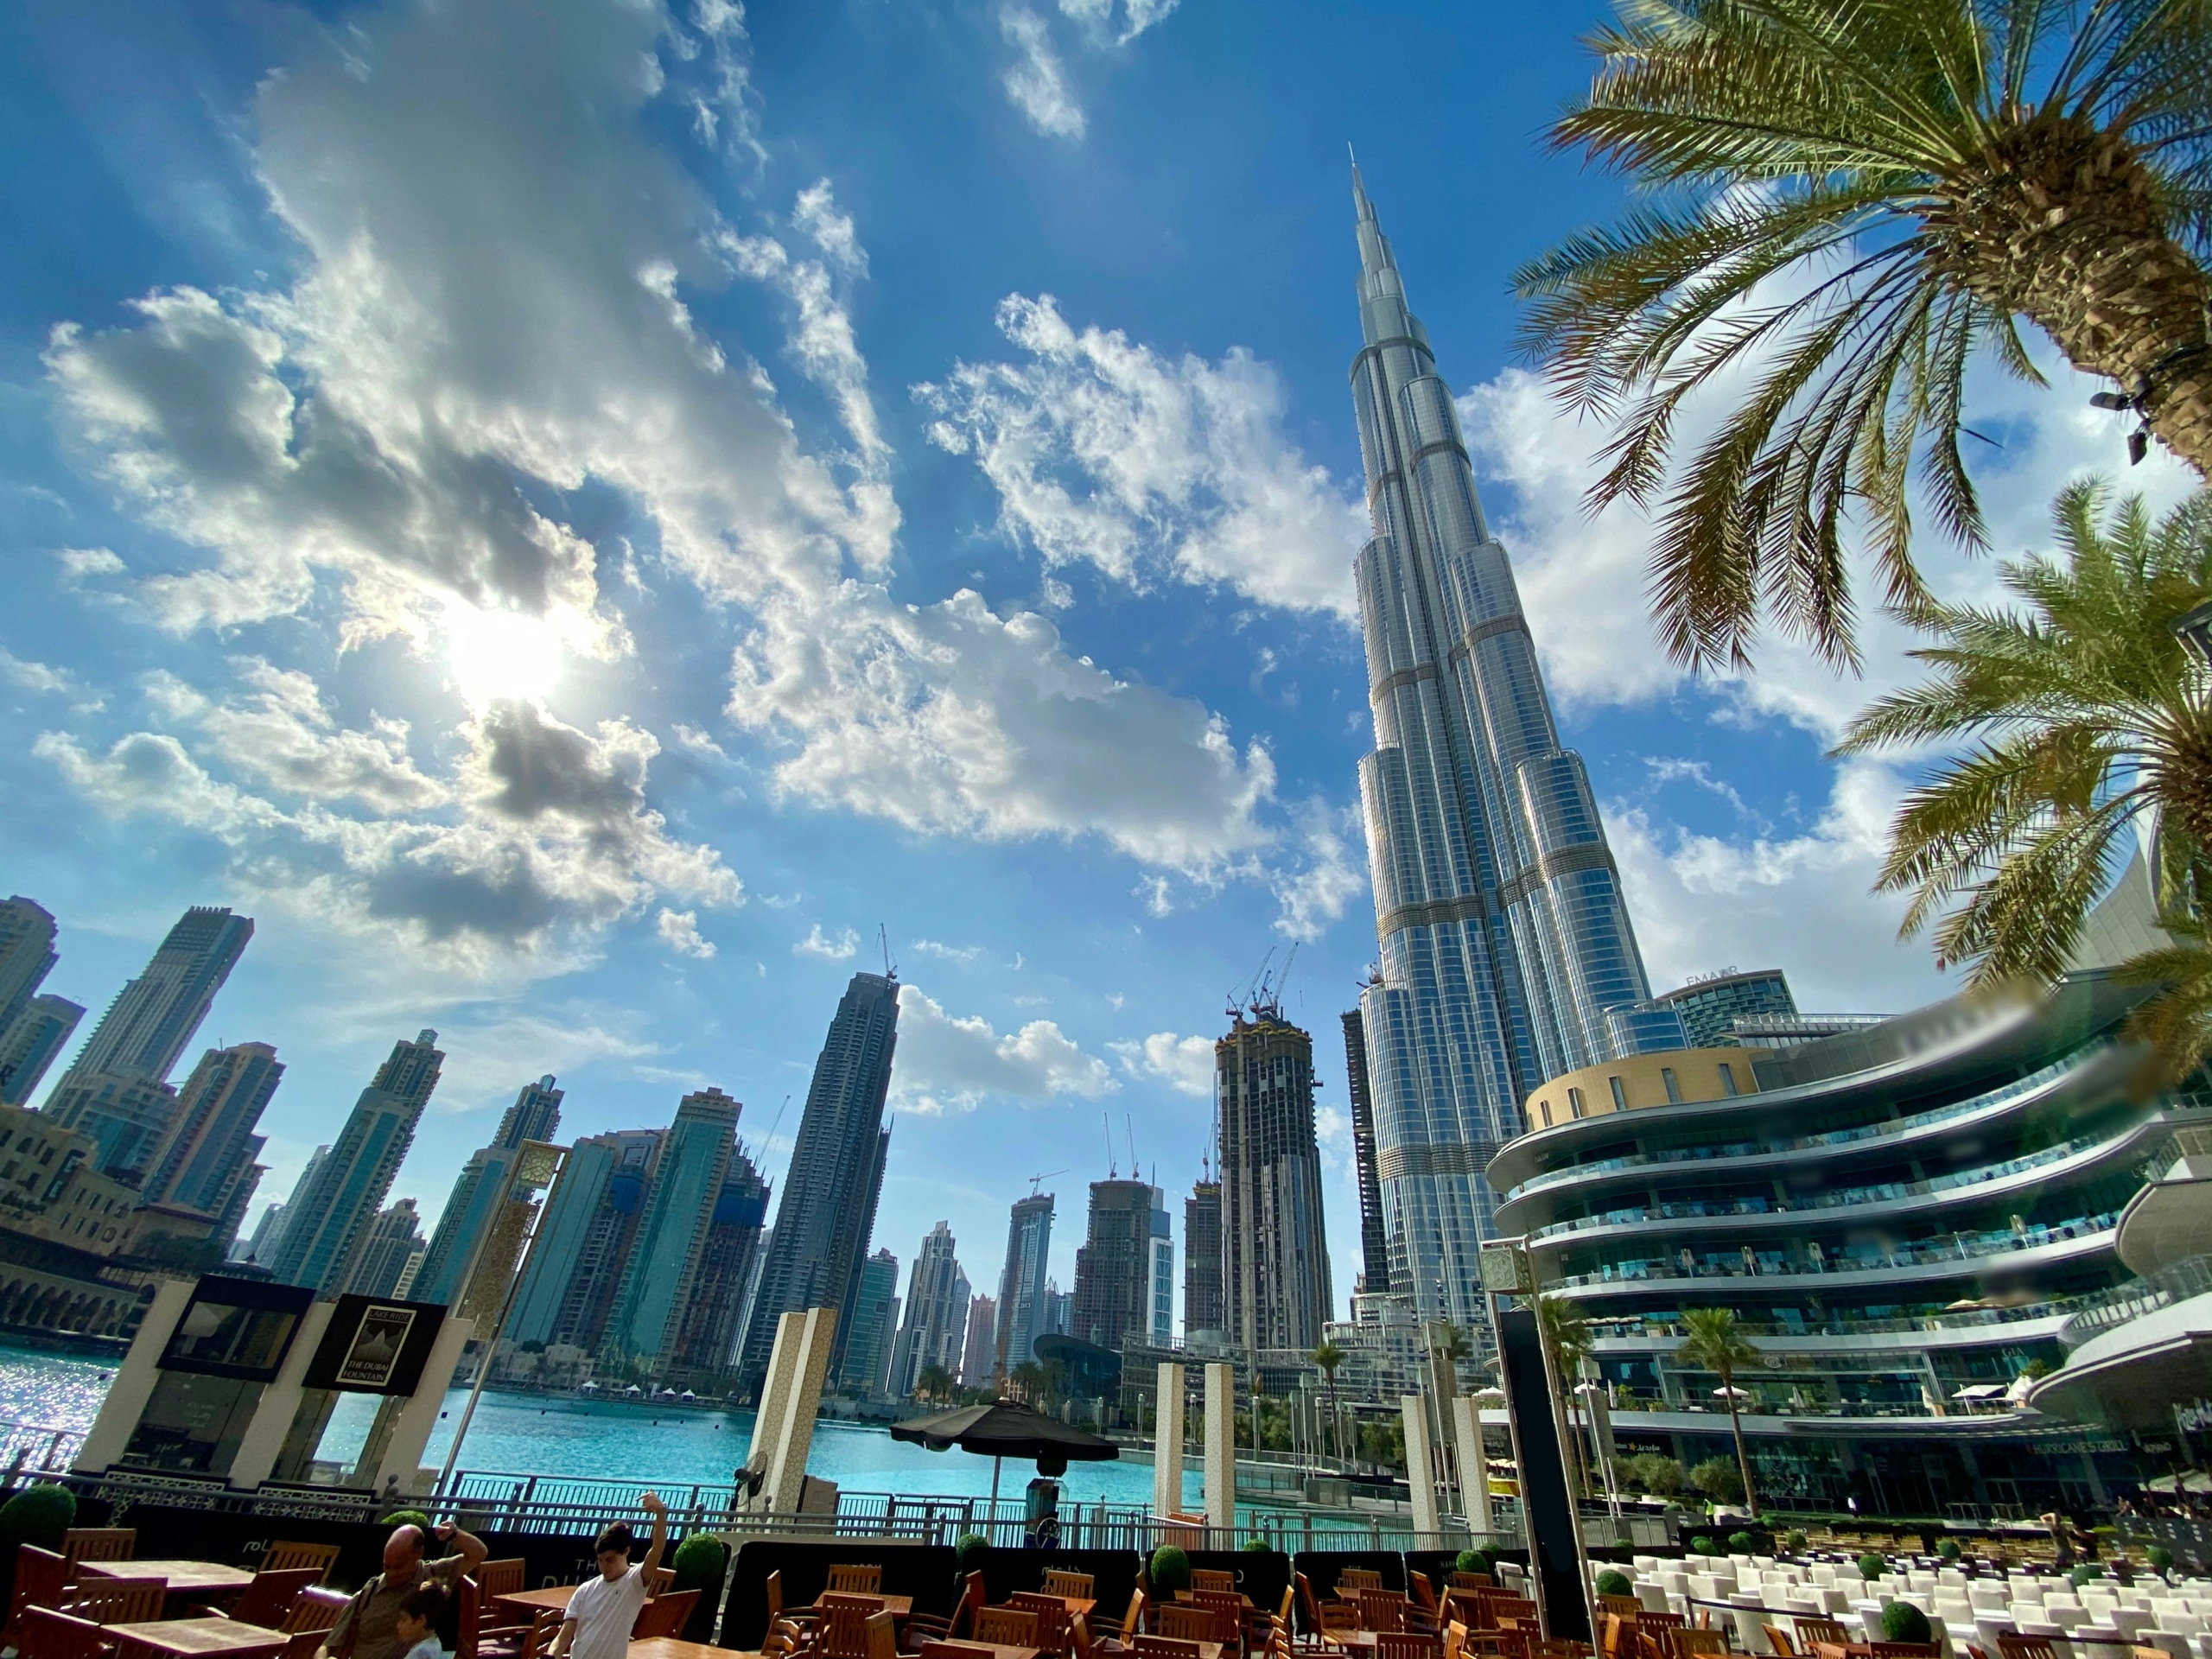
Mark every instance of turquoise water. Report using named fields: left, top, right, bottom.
left=1, top=1342, right=1199, bottom=1506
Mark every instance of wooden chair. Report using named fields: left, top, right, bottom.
left=770, top=1570, right=821, bottom=1633
left=762, top=1619, right=808, bottom=1659
left=1194, top=1573, right=1238, bottom=1596
left=62, top=1532, right=137, bottom=1582
left=1793, top=1620, right=1847, bottom=1652
left=1760, top=1629, right=1796, bottom=1658
left=1161, top=1604, right=1235, bottom=1644
left=1596, top=1599, right=1641, bottom=1624
left=1669, top=1631, right=1726, bottom=1659
left=1465, top=1632, right=1530, bottom=1659
left=823, top=1600, right=887, bottom=1659
left=218, top=1569, right=322, bottom=1630
left=919, top=1645, right=997, bottom=1659
left=476, top=1560, right=528, bottom=1601
left=21, top=1606, right=110, bottom=1659
left=1073, top=1613, right=1103, bottom=1659
left=1012, top=1592, right=1074, bottom=1654
left=1445, top=1623, right=1467, bottom=1659
left=261, top=1543, right=341, bottom=1583
left=1379, top=1637, right=1443, bottom=1659
left=1868, top=1647, right=1939, bottom=1659
left=1535, top=1643, right=1594, bottom=1659
left=1093, top=1588, right=1146, bottom=1644
left=1192, top=1592, right=1247, bottom=1644
left=910, top=1574, right=988, bottom=1653
left=1135, top=1641, right=1205, bottom=1659
left=1293, top=1576, right=1349, bottom=1652
left=863, top=1612, right=898, bottom=1659
left=478, top=1605, right=560, bottom=1659
left=1410, top=1579, right=1441, bottom=1620
left=67, top=1580, right=165, bottom=1627
left=280, top=1587, right=349, bottom=1637
left=1998, top=1640, right=2059, bottom=1659
left=1452, top=1578, right=1494, bottom=1592
left=9, top=1545, right=71, bottom=1648
left=1046, top=1574, right=1098, bottom=1603
left=646, top=1568, right=677, bottom=1597
left=1486, top=1601, right=1538, bottom=1634
left=976, top=1608, right=1043, bottom=1648
left=1357, top=1592, right=1409, bottom=1636
left=452, top=1574, right=484, bottom=1659
left=832, top=1567, right=887, bottom=1597
left=1340, top=1573, right=1385, bottom=1597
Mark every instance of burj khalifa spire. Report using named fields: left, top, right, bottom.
left=1347, top=161, right=1681, bottom=1325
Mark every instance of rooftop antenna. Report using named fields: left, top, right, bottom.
left=1104, top=1110, right=1116, bottom=1179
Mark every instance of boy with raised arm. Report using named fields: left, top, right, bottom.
left=553, top=1491, right=669, bottom=1659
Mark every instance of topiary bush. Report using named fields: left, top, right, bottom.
left=1882, top=1603, right=1933, bottom=1645
left=1690, top=1536, right=1718, bottom=1556
left=1243, top=1537, right=1274, bottom=1553
left=953, top=1534, right=989, bottom=1573
left=1728, top=1532, right=1754, bottom=1554
left=1785, top=1530, right=1808, bottom=1555
left=671, top=1536, right=728, bottom=1642
left=1596, top=1570, right=1634, bottom=1598
left=1149, top=1545, right=1191, bottom=1597
left=380, top=1509, right=434, bottom=1537
left=1859, top=1553, right=1886, bottom=1583
left=1937, top=1539, right=1961, bottom=1562
left=0, top=1483, right=75, bottom=1550
left=2150, top=1546, right=2176, bottom=1574
left=2070, top=1564, right=2104, bottom=1588
left=1456, top=1549, right=1488, bottom=1578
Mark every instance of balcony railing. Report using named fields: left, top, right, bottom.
left=2056, top=1251, right=2212, bottom=1349
left=1552, top=1211, right=2117, bottom=1288
left=1582, top=1291, right=2097, bottom=1344
left=1501, top=1044, right=2107, bottom=1204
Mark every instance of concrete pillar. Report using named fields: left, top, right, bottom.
left=765, top=1307, right=837, bottom=1516
left=1204, top=1362, right=1235, bottom=1534
left=373, top=1313, right=474, bottom=1494
left=746, top=1310, right=806, bottom=1491
left=1403, top=1394, right=1440, bottom=1542
left=1154, top=1362, right=1185, bottom=1518
left=74, top=1278, right=195, bottom=1472
left=228, top=1300, right=336, bottom=1490
left=1452, top=1394, right=1492, bottom=1536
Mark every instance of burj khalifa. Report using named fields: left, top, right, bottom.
left=1347, top=162, right=1681, bottom=1325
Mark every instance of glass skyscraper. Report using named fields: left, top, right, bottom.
left=1346, top=163, right=1678, bottom=1325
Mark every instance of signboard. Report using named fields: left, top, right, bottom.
left=303, top=1294, right=448, bottom=1396
left=158, top=1275, right=315, bottom=1382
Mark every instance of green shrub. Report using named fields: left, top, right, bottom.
left=671, top=1535, right=726, bottom=1588
left=1882, top=1604, right=1933, bottom=1645
left=1149, top=1546, right=1191, bottom=1596
left=1728, top=1532, right=1754, bottom=1554
left=0, top=1483, right=76, bottom=1550
left=1243, top=1538, right=1273, bottom=1553
left=953, top=1534, right=989, bottom=1572
left=1596, top=1571, right=1634, bottom=1598
left=1690, top=1536, right=1718, bottom=1556
left=2070, top=1564, right=2103, bottom=1588
left=2150, top=1546, right=2176, bottom=1573
left=1859, top=1554, right=1886, bottom=1583
left=1689, top=1459, right=1745, bottom=1504
left=1936, top=1539, right=1961, bottom=1562
left=1785, top=1530, right=1808, bottom=1554
left=1456, top=1549, right=1488, bottom=1577
left=380, top=1509, right=434, bottom=1536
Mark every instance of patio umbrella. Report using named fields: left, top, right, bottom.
left=889, top=1398, right=1119, bottom=1510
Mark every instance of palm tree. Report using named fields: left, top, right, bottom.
left=916, top=1363, right=957, bottom=1403
left=1835, top=480, right=2212, bottom=1083
left=1311, top=1339, right=1348, bottom=1464
left=1536, top=1297, right=1599, bottom=1503
left=1677, top=1307, right=1761, bottom=1519
left=1517, top=0, right=2212, bottom=674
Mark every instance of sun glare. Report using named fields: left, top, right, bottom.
left=444, top=604, right=564, bottom=709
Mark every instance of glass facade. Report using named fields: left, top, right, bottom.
left=1347, top=166, right=1674, bottom=1325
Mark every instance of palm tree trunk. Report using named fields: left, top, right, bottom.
left=1722, top=1378, right=1758, bottom=1522
left=1927, top=113, right=2212, bottom=477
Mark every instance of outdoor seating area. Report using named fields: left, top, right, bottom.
left=1584, top=1549, right=2212, bottom=1659
left=5, top=1534, right=340, bottom=1659
left=1283, top=1567, right=1580, bottom=1659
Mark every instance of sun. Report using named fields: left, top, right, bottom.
left=443, top=604, right=564, bottom=709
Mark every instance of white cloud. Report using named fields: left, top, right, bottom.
left=1058, top=0, right=1179, bottom=45
left=912, top=938, right=984, bottom=963
left=1000, top=8, right=1085, bottom=140
left=671, top=723, right=727, bottom=759
left=1270, top=797, right=1366, bottom=941
left=918, top=294, right=1363, bottom=619
left=657, top=907, right=715, bottom=958
left=892, top=982, right=1115, bottom=1114
left=55, top=547, right=124, bottom=585
left=0, top=649, right=93, bottom=706
left=40, top=0, right=1304, bottom=968
left=795, top=922, right=859, bottom=960
left=1109, top=1030, right=1214, bottom=1098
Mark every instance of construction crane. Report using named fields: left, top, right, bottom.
left=1027, top=1168, right=1065, bottom=1195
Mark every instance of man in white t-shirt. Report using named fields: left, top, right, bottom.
left=554, top=1491, right=669, bottom=1659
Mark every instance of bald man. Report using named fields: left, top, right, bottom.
left=327, top=1519, right=487, bottom=1659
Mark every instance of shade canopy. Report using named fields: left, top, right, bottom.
left=888, top=1399, right=1120, bottom=1464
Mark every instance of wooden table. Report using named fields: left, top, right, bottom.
left=86, top=1563, right=257, bottom=1596
left=499, top=1586, right=585, bottom=1618
left=917, top=1643, right=1041, bottom=1659
left=629, top=1641, right=750, bottom=1659
left=106, top=1617, right=285, bottom=1657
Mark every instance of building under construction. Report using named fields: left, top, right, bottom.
left=1216, top=987, right=1334, bottom=1362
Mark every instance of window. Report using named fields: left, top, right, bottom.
left=1567, top=1087, right=1586, bottom=1120
left=1609, top=1076, right=1628, bottom=1111
left=1662, top=1067, right=1681, bottom=1103
left=1538, top=1100, right=1553, bottom=1127
left=1719, top=1063, right=1739, bottom=1096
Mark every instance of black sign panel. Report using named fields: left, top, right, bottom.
left=303, top=1294, right=448, bottom=1396
left=1497, top=1304, right=1591, bottom=1642
left=158, top=1274, right=315, bottom=1382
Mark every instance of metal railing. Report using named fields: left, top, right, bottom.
left=1554, top=1211, right=2119, bottom=1288
left=1, top=1419, right=86, bottom=1481
left=2056, top=1250, right=2212, bottom=1348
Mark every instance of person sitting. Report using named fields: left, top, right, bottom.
left=394, top=1585, right=449, bottom=1659
left=327, top=1519, right=488, bottom=1659
left=550, top=1492, right=670, bottom=1659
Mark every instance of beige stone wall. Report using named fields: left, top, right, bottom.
left=1522, top=1046, right=1762, bottom=1128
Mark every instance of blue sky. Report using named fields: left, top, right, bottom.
left=0, top=0, right=2193, bottom=1321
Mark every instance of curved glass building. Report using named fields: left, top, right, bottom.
left=1489, top=972, right=2212, bottom=1512
left=1348, top=163, right=1677, bottom=1325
